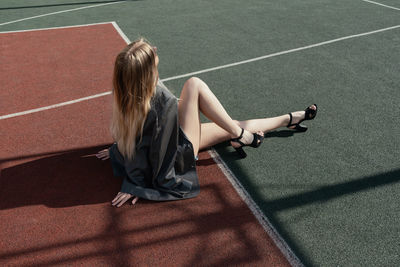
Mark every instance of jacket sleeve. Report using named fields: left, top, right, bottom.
left=149, top=90, right=193, bottom=197
left=109, top=143, right=126, bottom=178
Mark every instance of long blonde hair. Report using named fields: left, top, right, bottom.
left=111, top=38, right=158, bottom=160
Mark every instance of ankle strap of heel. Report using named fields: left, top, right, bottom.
left=287, top=113, right=293, bottom=127
left=230, top=128, right=245, bottom=145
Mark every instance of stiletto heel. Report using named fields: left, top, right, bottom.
left=234, top=147, right=247, bottom=158
left=230, top=128, right=264, bottom=159
left=287, top=104, right=318, bottom=132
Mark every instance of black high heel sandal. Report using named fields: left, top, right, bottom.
left=287, top=104, right=318, bottom=132
left=230, top=128, right=264, bottom=159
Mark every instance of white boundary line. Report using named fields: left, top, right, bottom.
left=361, top=0, right=400, bottom=11
left=161, top=24, right=400, bottom=82
left=0, top=92, right=112, bottom=120
left=208, top=148, right=304, bottom=267
left=1, top=23, right=400, bottom=120
left=111, top=22, right=131, bottom=43
left=0, top=1, right=126, bottom=27
left=0, top=21, right=116, bottom=34
left=0, top=21, right=119, bottom=120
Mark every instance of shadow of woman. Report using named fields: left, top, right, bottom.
left=0, top=145, right=123, bottom=210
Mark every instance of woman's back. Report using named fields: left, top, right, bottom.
left=109, top=80, right=200, bottom=201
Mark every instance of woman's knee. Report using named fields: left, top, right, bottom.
left=183, top=77, right=204, bottom=92
left=181, top=77, right=211, bottom=101
left=186, top=76, right=203, bottom=85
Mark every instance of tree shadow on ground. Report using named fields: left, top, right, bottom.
left=0, top=147, right=285, bottom=266
left=0, top=145, right=120, bottom=210
left=214, top=140, right=400, bottom=266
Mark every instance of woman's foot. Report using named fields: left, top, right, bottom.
left=230, top=129, right=264, bottom=148
left=230, top=128, right=264, bottom=158
left=287, top=111, right=306, bottom=129
left=287, top=104, right=318, bottom=132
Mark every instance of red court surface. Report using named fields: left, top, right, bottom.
left=0, top=23, right=291, bottom=266
left=0, top=23, right=121, bottom=115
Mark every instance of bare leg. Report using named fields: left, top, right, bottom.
left=178, top=77, right=262, bottom=156
left=199, top=110, right=315, bottom=150
left=198, top=116, right=285, bottom=150
left=178, top=77, right=311, bottom=155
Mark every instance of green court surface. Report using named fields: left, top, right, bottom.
left=1, top=0, right=399, bottom=266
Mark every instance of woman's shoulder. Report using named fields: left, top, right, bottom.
left=154, top=80, right=177, bottom=102
left=150, top=80, right=178, bottom=119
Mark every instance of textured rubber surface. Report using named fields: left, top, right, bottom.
left=1, top=1, right=399, bottom=265
left=0, top=23, right=290, bottom=266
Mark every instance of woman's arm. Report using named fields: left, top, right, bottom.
left=96, top=145, right=143, bottom=207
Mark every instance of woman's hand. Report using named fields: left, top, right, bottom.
left=112, top=192, right=139, bottom=207
left=96, top=148, right=110, bottom=160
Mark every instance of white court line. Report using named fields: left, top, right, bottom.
left=0, top=21, right=119, bottom=120
left=1, top=23, right=400, bottom=120
left=161, top=24, right=400, bottom=82
left=0, top=92, right=112, bottom=120
left=361, top=0, right=400, bottom=11
left=111, top=21, right=131, bottom=43
left=0, top=21, right=116, bottom=34
left=0, top=1, right=126, bottom=27
left=208, top=148, right=304, bottom=267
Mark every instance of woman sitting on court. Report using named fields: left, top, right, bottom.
left=96, top=38, right=317, bottom=207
